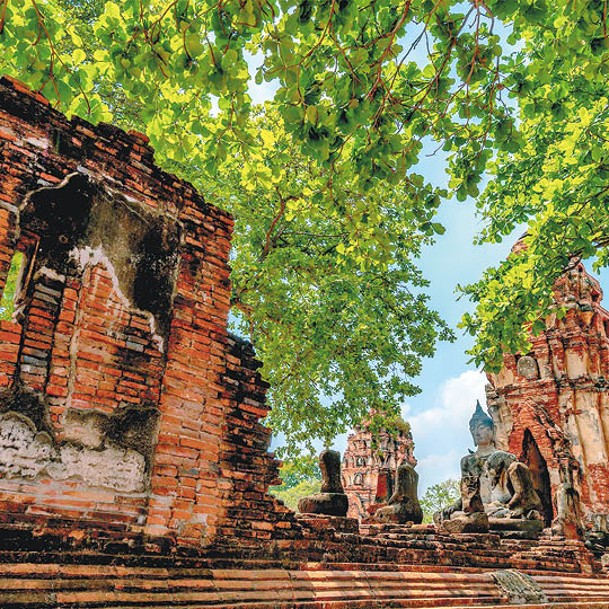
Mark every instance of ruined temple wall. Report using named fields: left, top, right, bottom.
left=0, top=76, right=296, bottom=550
left=215, top=335, right=300, bottom=547
left=487, top=263, right=609, bottom=531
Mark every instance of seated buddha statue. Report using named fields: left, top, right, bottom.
left=438, top=402, right=543, bottom=533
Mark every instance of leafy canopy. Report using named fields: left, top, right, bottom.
left=459, top=1, right=609, bottom=370
left=1, top=0, right=605, bottom=450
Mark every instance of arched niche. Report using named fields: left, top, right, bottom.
left=20, top=173, right=181, bottom=337
left=522, top=428, right=553, bottom=526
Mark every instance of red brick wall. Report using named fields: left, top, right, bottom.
left=0, top=76, right=298, bottom=552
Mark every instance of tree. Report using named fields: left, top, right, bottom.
left=216, top=111, right=453, bottom=453
left=419, top=478, right=459, bottom=524
left=269, top=457, right=321, bottom=511
left=459, top=2, right=609, bottom=370
left=0, top=1, right=605, bottom=449
left=0, top=253, right=23, bottom=321
left=270, top=478, right=321, bottom=511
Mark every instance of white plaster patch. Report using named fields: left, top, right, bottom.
left=574, top=393, right=608, bottom=464
left=566, top=350, right=587, bottom=379
left=24, top=136, right=50, bottom=150
left=51, top=444, right=146, bottom=493
left=61, top=409, right=106, bottom=449
left=74, top=167, right=180, bottom=222
left=35, top=266, right=66, bottom=283
left=0, top=200, right=19, bottom=215
left=19, top=171, right=80, bottom=213
left=0, top=413, right=55, bottom=478
left=0, top=412, right=146, bottom=493
left=193, top=513, right=208, bottom=525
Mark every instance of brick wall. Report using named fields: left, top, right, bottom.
left=0, top=76, right=298, bottom=552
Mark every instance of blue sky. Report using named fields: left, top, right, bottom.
left=400, top=196, right=513, bottom=491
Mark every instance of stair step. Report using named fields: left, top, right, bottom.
left=1, top=564, right=608, bottom=609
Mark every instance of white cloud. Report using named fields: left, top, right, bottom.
left=403, top=370, right=488, bottom=493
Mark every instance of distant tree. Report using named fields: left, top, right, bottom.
left=271, top=478, right=321, bottom=512
left=274, top=456, right=321, bottom=489
left=419, top=478, right=460, bottom=524
left=270, top=456, right=321, bottom=511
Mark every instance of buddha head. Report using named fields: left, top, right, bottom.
left=469, top=401, right=495, bottom=449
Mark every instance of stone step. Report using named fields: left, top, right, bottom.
left=1, top=564, right=608, bottom=608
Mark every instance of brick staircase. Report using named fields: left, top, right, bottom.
left=314, top=525, right=596, bottom=575
left=1, top=562, right=609, bottom=609
left=2, top=520, right=607, bottom=608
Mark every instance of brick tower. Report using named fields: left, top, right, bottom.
left=342, top=418, right=416, bottom=520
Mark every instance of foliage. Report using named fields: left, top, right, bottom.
left=459, top=1, right=609, bottom=369
left=0, top=253, right=23, bottom=321
left=1, top=0, right=607, bottom=447
left=419, top=478, right=459, bottom=523
left=273, top=455, right=321, bottom=490
left=270, top=478, right=320, bottom=511
left=269, top=457, right=321, bottom=510
left=367, top=412, right=411, bottom=437
left=0, top=0, right=513, bottom=186
left=217, top=110, right=452, bottom=453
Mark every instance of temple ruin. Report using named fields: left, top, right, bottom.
left=487, top=251, right=609, bottom=544
left=1, top=76, right=609, bottom=608
left=342, top=418, right=415, bottom=519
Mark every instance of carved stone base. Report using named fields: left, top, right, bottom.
left=489, top=518, right=543, bottom=539
left=441, top=511, right=489, bottom=534
left=489, top=518, right=543, bottom=532
left=298, top=493, right=349, bottom=517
